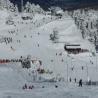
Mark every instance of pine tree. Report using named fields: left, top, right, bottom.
left=14, top=5, right=18, bottom=13
left=24, top=2, right=31, bottom=13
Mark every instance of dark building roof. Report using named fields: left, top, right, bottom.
left=64, top=44, right=81, bottom=49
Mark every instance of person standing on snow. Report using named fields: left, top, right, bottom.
left=79, top=79, right=83, bottom=87
left=74, top=78, right=76, bottom=83
left=69, top=77, right=72, bottom=82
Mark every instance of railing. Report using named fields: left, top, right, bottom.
left=83, top=81, right=98, bottom=86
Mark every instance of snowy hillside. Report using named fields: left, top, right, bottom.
left=0, top=4, right=98, bottom=98
left=0, top=8, right=97, bottom=80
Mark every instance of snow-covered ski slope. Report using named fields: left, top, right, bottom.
left=0, top=9, right=97, bottom=81
left=0, top=9, right=98, bottom=98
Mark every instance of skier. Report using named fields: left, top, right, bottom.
left=79, top=79, right=83, bottom=87
left=55, top=85, right=58, bottom=88
left=29, top=85, right=34, bottom=89
left=74, top=78, right=76, bottom=83
left=42, top=86, right=45, bottom=88
left=82, top=66, right=84, bottom=70
left=23, top=83, right=27, bottom=89
left=61, top=59, right=64, bottom=62
left=69, top=77, right=72, bottom=82
left=51, top=59, right=54, bottom=62
left=38, top=44, right=39, bottom=47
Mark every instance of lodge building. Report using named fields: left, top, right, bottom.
left=64, top=44, right=89, bottom=54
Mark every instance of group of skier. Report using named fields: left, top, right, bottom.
left=22, top=78, right=83, bottom=90
left=22, top=83, right=34, bottom=90
left=69, top=77, right=83, bottom=87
